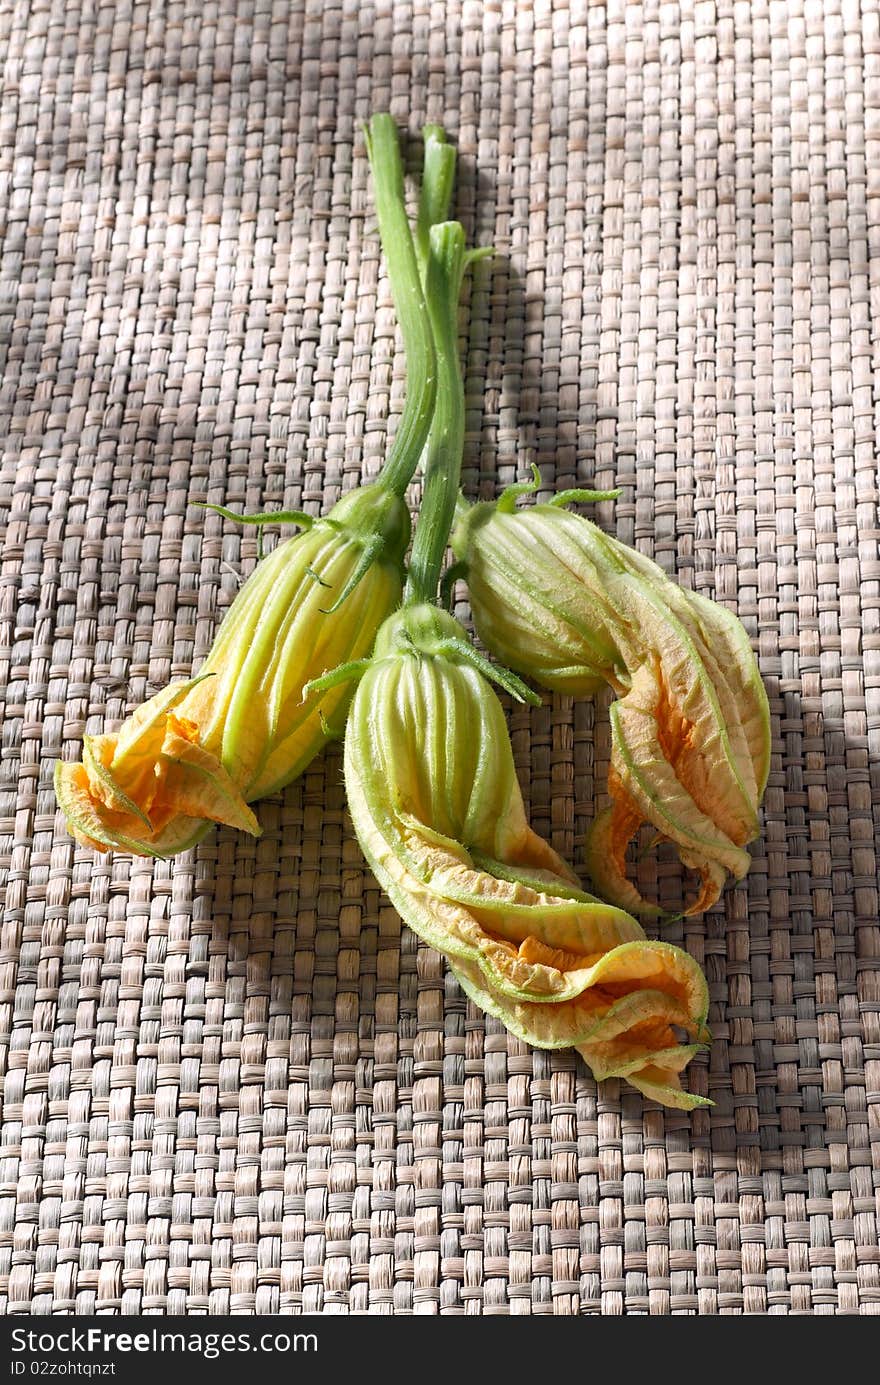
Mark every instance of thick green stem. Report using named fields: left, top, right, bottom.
left=364, top=114, right=437, bottom=498
left=403, top=222, right=467, bottom=606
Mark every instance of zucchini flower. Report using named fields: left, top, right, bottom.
left=451, top=478, right=771, bottom=916
left=55, top=485, right=411, bottom=856
left=55, top=113, right=438, bottom=857
left=342, top=604, right=711, bottom=1109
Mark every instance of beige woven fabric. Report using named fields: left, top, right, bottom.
left=1, top=0, right=879, bottom=1315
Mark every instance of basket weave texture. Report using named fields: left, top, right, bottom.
left=1, top=0, right=879, bottom=1315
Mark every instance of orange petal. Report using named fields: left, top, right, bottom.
left=156, top=723, right=260, bottom=835
left=55, top=760, right=203, bottom=858
left=517, top=936, right=605, bottom=974
left=584, top=804, right=664, bottom=919
left=82, top=735, right=155, bottom=827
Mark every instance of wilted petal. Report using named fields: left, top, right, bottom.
left=682, top=588, right=772, bottom=796
left=448, top=943, right=708, bottom=1056
left=82, top=734, right=154, bottom=827
left=584, top=663, right=754, bottom=915
left=111, top=677, right=208, bottom=772
left=625, top=1060, right=712, bottom=1110
left=609, top=587, right=760, bottom=845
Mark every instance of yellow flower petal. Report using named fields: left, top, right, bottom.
left=449, top=949, right=707, bottom=1051
left=155, top=717, right=260, bottom=836
left=112, top=677, right=209, bottom=773
left=605, top=584, right=760, bottom=846
left=583, top=805, right=662, bottom=921
left=585, top=1041, right=704, bottom=1084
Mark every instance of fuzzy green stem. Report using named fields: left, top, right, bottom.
left=364, top=114, right=437, bottom=499
left=403, top=222, right=468, bottom=606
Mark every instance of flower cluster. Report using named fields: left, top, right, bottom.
left=52, top=117, right=770, bottom=1111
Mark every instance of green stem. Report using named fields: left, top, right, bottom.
left=403, top=222, right=467, bottom=606
left=364, top=114, right=437, bottom=499
left=415, top=126, right=456, bottom=280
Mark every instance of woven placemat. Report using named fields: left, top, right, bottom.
left=1, top=0, right=879, bottom=1315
